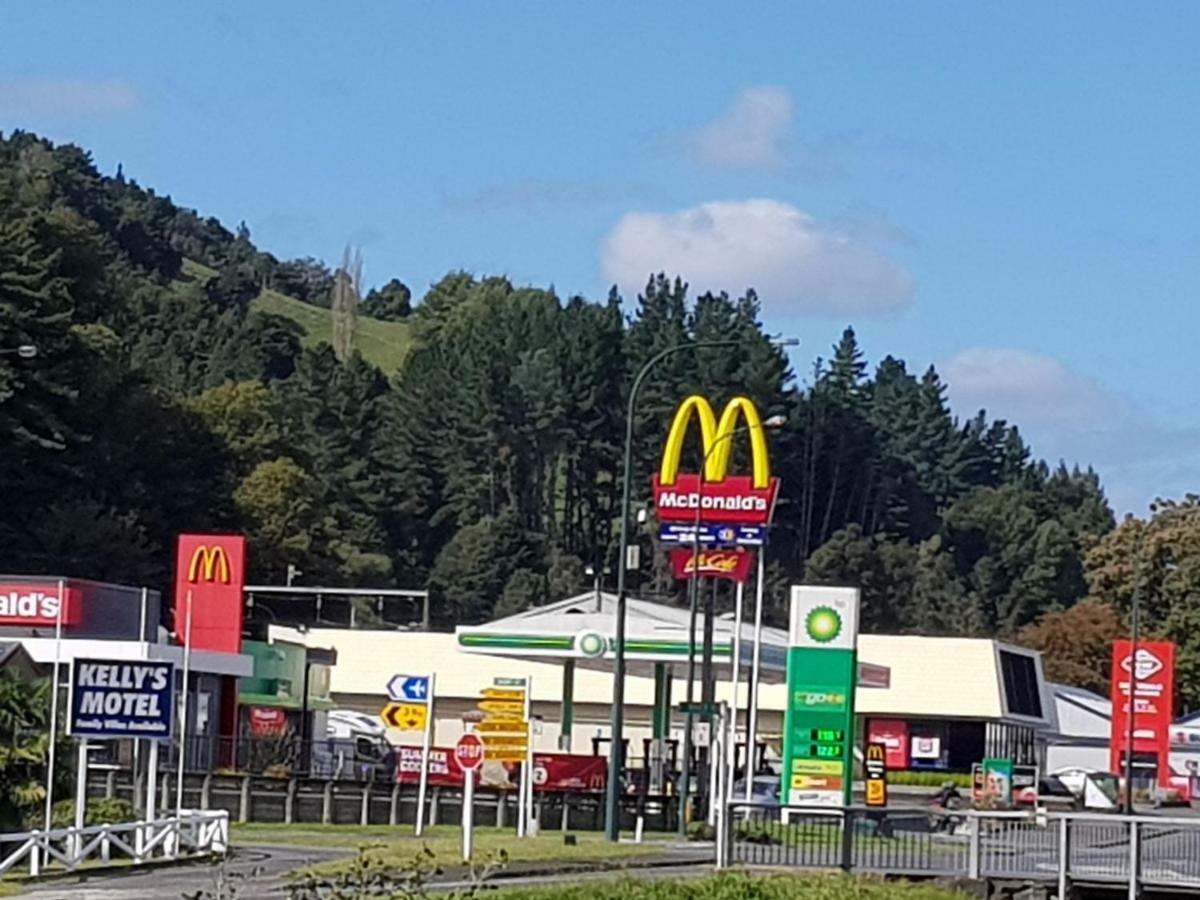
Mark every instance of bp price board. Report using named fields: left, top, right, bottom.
left=781, top=586, right=860, bottom=808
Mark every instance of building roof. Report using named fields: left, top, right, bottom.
left=272, top=624, right=1051, bottom=727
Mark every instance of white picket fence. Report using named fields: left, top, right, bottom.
left=0, top=810, right=229, bottom=877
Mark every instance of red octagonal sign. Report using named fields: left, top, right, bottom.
left=455, top=732, right=485, bottom=771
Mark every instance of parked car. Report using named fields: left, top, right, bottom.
left=312, top=709, right=396, bottom=781
left=733, top=774, right=782, bottom=808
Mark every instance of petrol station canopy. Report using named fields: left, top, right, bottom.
left=454, top=590, right=891, bottom=687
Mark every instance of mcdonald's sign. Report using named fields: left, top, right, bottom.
left=652, top=396, right=781, bottom=526
left=174, top=534, right=246, bottom=654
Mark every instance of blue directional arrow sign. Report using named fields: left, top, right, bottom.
left=387, top=674, right=430, bottom=703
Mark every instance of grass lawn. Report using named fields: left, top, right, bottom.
left=233, top=822, right=672, bottom=870
left=252, top=287, right=412, bottom=372
left=181, top=258, right=413, bottom=373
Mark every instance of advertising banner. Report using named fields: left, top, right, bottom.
left=866, top=719, right=909, bottom=769
left=1110, top=639, right=1176, bottom=786
left=982, top=757, right=1014, bottom=805
left=865, top=743, right=888, bottom=807
left=669, top=548, right=753, bottom=582
left=174, top=533, right=247, bottom=654
left=68, top=658, right=175, bottom=740
left=781, top=586, right=860, bottom=808
left=0, top=582, right=82, bottom=627
left=395, top=748, right=607, bottom=792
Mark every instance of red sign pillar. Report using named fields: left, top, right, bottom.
left=1110, top=639, right=1176, bottom=789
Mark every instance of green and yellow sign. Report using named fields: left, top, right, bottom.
left=781, top=586, right=860, bottom=808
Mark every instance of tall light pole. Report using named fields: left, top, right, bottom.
left=1123, top=521, right=1149, bottom=815
left=678, top=414, right=785, bottom=835
left=604, top=337, right=796, bottom=842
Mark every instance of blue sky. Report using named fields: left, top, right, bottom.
left=4, top=2, right=1199, bottom=515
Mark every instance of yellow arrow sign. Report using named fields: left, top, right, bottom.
left=477, top=700, right=525, bottom=715
left=381, top=702, right=427, bottom=732
left=480, top=688, right=526, bottom=700
left=477, top=719, right=528, bottom=734
left=481, top=733, right=528, bottom=747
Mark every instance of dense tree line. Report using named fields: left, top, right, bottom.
left=1, top=131, right=1126, bottom=661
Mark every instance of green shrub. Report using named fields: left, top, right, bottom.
left=734, top=820, right=782, bottom=846
left=687, top=821, right=716, bottom=842
left=885, top=771, right=972, bottom=788
left=50, top=796, right=136, bottom=829
left=494, top=872, right=971, bottom=899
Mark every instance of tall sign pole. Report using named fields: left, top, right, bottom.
left=415, top=672, right=436, bottom=837
left=781, top=586, right=860, bottom=809
left=43, top=579, right=66, bottom=838
left=745, top=552, right=766, bottom=804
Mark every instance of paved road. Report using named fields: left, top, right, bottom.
left=11, top=844, right=349, bottom=900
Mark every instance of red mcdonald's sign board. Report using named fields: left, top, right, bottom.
left=174, top=534, right=246, bottom=654
left=1110, top=639, right=1175, bottom=788
left=652, top=396, right=780, bottom=526
left=669, top=548, right=753, bottom=583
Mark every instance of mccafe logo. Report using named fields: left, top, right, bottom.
left=682, top=552, right=742, bottom=574
left=0, top=590, right=61, bottom=620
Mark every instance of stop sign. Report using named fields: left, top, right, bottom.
left=456, top=732, right=485, bottom=771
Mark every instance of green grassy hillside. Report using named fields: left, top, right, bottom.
left=180, top=259, right=412, bottom=373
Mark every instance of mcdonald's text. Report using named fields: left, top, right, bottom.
left=652, top=473, right=780, bottom=525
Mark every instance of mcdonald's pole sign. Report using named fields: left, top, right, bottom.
left=652, top=396, right=780, bottom=526
left=174, top=534, right=246, bottom=654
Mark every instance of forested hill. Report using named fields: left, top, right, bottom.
left=0, top=130, right=1115, bottom=642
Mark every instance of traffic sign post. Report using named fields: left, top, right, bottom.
left=455, top=732, right=484, bottom=862
left=865, top=742, right=888, bottom=807
left=385, top=672, right=436, bottom=837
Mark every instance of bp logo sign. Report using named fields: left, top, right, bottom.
left=576, top=630, right=608, bottom=659
left=805, top=606, right=842, bottom=644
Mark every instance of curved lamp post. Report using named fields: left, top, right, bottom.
left=604, top=336, right=797, bottom=841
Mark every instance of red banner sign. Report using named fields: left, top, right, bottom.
left=174, top=534, right=246, bottom=654
left=652, top=474, right=780, bottom=526
left=395, top=748, right=607, bottom=792
left=0, top=583, right=82, bottom=627
left=669, top=548, right=753, bottom=582
left=1110, top=639, right=1176, bottom=787
left=867, top=718, right=910, bottom=770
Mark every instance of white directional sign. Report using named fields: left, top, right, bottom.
left=388, top=674, right=431, bottom=703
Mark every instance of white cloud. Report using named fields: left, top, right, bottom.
left=0, top=77, right=141, bottom=117
left=601, top=199, right=914, bottom=315
left=941, top=348, right=1121, bottom=427
left=691, top=86, right=793, bottom=169
left=939, top=347, right=1200, bottom=515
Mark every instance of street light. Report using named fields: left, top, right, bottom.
left=679, top=413, right=786, bottom=835
left=1123, top=521, right=1149, bottom=815
left=0, top=344, right=37, bottom=359
left=604, top=336, right=797, bottom=842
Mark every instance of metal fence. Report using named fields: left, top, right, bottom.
left=0, top=811, right=228, bottom=878
left=723, top=803, right=1200, bottom=897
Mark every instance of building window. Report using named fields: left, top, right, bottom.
left=999, top=650, right=1043, bottom=718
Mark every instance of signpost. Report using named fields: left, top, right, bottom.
left=865, top=742, right=888, bottom=807
left=456, top=732, right=484, bottom=862
left=781, top=586, right=860, bottom=809
left=68, top=658, right=175, bottom=844
left=477, top=676, right=533, bottom=835
left=385, top=672, right=436, bottom=836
